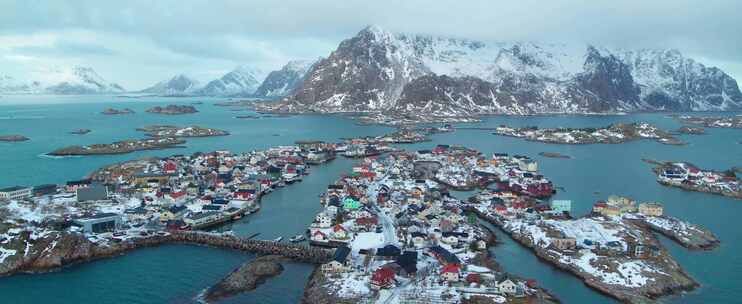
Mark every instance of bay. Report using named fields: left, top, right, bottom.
left=0, top=95, right=740, bottom=303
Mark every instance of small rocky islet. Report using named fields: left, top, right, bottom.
left=651, top=161, right=741, bottom=199
left=101, top=108, right=134, bottom=115
left=0, top=135, right=29, bottom=142
left=145, top=104, right=198, bottom=115
left=69, top=129, right=91, bottom=135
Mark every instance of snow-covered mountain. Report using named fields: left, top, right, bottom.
left=195, top=65, right=265, bottom=96
left=0, top=66, right=125, bottom=95
left=140, top=74, right=201, bottom=96
left=254, top=60, right=316, bottom=97
left=265, top=25, right=741, bottom=116
left=0, top=75, right=43, bottom=94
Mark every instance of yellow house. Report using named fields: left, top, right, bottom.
left=639, top=202, right=663, bottom=217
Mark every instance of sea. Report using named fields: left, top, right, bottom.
left=0, top=95, right=740, bottom=303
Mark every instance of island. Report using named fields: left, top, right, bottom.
left=302, top=146, right=558, bottom=304
left=101, top=108, right=135, bottom=115
left=47, top=137, right=186, bottom=156
left=493, top=122, right=684, bottom=145
left=539, top=152, right=571, bottom=159
left=145, top=104, right=198, bottom=115
left=69, top=129, right=91, bottom=135
left=673, top=115, right=742, bottom=129
left=651, top=161, right=741, bottom=199
left=0, top=135, right=29, bottom=142
left=136, top=125, right=229, bottom=137
left=204, top=255, right=287, bottom=302
left=676, top=126, right=705, bottom=135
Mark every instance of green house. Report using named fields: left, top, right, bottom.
left=343, top=197, right=361, bottom=209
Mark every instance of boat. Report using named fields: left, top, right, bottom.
left=289, top=234, right=306, bottom=242
left=273, top=236, right=283, bottom=242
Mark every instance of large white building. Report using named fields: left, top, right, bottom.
left=0, top=186, right=33, bottom=201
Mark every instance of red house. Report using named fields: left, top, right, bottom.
left=233, top=191, right=252, bottom=200
left=163, top=161, right=177, bottom=174
left=371, top=267, right=395, bottom=289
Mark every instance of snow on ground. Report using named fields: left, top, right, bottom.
left=0, top=247, right=17, bottom=263
left=351, top=232, right=385, bottom=251
left=562, top=250, right=656, bottom=288
left=325, top=272, right=372, bottom=299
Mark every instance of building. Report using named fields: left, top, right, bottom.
left=73, top=213, right=121, bottom=233
left=0, top=186, right=33, bottom=201
left=638, top=202, right=663, bottom=217
left=550, top=200, right=572, bottom=214
left=607, top=195, right=637, bottom=213
left=370, top=267, right=396, bottom=289
left=77, top=184, right=109, bottom=202
left=551, top=237, right=577, bottom=251
left=441, top=264, right=460, bottom=282
left=322, top=246, right=350, bottom=273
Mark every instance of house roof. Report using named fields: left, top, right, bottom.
left=333, top=246, right=351, bottom=263
left=441, top=264, right=460, bottom=274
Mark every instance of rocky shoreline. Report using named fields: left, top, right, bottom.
left=0, top=231, right=333, bottom=278
left=48, top=137, right=186, bottom=156
left=204, top=255, right=287, bottom=302
left=627, top=215, right=720, bottom=250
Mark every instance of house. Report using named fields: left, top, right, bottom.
left=607, top=195, right=637, bottom=213
left=73, top=213, right=121, bottom=233
left=376, top=245, right=401, bottom=259
left=354, top=216, right=378, bottom=231
left=315, top=213, right=332, bottom=228
left=639, top=202, right=663, bottom=217
left=331, top=224, right=349, bottom=240
left=551, top=237, right=577, bottom=251
left=466, top=273, right=482, bottom=286
left=311, top=230, right=328, bottom=242
left=32, top=184, right=58, bottom=197
left=550, top=200, right=571, bottom=214
left=428, top=245, right=461, bottom=265
left=322, top=246, right=350, bottom=273
left=370, top=267, right=396, bottom=289
left=160, top=205, right=188, bottom=222
left=395, top=251, right=418, bottom=276
left=76, top=184, right=109, bottom=202
left=0, top=186, right=33, bottom=201
left=441, top=264, right=460, bottom=282
left=497, top=278, right=518, bottom=295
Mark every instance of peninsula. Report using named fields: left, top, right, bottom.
left=652, top=161, right=741, bottom=199
left=673, top=115, right=742, bottom=129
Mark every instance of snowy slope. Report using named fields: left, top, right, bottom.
left=254, top=60, right=317, bottom=97
left=43, top=66, right=125, bottom=94
left=140, top=74, right=201, bottom=96
left=270, top=25, right=741, bottom=116
left=196, top=65, right=265, bottom=96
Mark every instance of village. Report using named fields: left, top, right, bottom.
left=304, top=146, right=566, bottom=304
left=493, top=122, right=685, bottom=145
left=654, top=161, right=741, bottom=199
left=0, top=137, right=720, bottom=304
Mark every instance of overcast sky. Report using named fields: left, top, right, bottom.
left=1, top=0, right=741, bottom=90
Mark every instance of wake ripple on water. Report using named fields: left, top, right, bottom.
left=37, top=153, right=81, bottom=159
left=0, top=115, right=46, bottom=120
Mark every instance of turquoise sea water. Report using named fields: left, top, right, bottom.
left=0, top=95, right=740, bottom=303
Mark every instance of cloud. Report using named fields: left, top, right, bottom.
left=0, top=0, right=740, bottom=89
left=12, top=40, right=116, bottom=56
